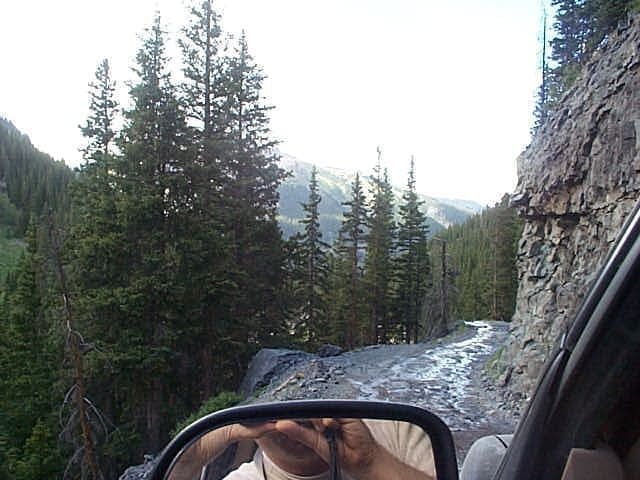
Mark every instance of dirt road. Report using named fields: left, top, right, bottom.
left=258, top=321, right=518, bottom=463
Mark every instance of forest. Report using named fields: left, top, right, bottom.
left=0, top=0, right=632, bottom=478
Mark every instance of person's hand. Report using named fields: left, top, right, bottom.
left=168, top=422, right=277, bottom=480
left=225, top=421, right=278, bottom=442
left=274, top=418, right=380, bottom=477
left=273, top=419, right=434, bottom=480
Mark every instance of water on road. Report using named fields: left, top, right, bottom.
left=337, top=321, right=517, bottom=460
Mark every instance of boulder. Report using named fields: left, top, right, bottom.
left=317, top=343, right=343, bottom=357
left=239, top=348, right=311, bottom=398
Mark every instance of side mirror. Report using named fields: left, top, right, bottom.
left=149, top=400, right=458, bottom=480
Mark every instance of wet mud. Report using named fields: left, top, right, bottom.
left=259, top=321, right=518, bottom=463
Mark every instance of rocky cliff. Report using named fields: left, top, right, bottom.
left=500, top=15, right=640, bottom=401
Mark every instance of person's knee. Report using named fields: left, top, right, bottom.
left=460, top=434, right=512, bottom=480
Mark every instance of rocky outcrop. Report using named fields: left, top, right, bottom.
left=119, top=456, right=157, bottom=480
left=239, top=348, right=313, bottom=398
left=500, top=15, right=640, bottom=401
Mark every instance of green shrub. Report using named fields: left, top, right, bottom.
left=172, top=391, right=242, bottom=436
left=485, top=345, right=506, bottom=381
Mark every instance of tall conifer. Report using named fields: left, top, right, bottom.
left=364, top=151, right=396, bottom=344
left=338, top=173, right=368, bottom=348
left=292, top=166, right=329, bottom=344
left=217, top=32, right=287, bottom=348
left=0, top=227, right=64, bottom=479
left=179, top=0, right=236, bottom=402
left=394, top=157, right=430, bottom=343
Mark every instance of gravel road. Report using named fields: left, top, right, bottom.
left=255, top=321, right=519, bottom=463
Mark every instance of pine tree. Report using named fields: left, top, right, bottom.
left=71, top=15, right=194, bottom=462
left=533, top=7, right=551, bottom=132
left=179, top=0, right=238, bottom=402
left=0, top=226, right=64, bottom=479
left=219, top=31, right=283, bottom=218
left=290, top=166, right=330, bottom=345
left=72, top=57, right=121, bottom=285
left=324, top=247, right=350, bottom=347
left=394, top=157, right=430, bottom=343
left=364, top=150, right=396, bottom=344
left=80, top=59, right=118, bottom=161
left=69, top=59, right=129, bottom=476
left=49, top=216, right=104, bottom=480
left=180, top=0, right=224, bottom=136
left=439, top=197, right=522, bottom=323
left=338, top=173, right=368, bottom=348
left=490, top=195, right=521, bottom=321
left=0, top=118, right=73, bottom=235
left=117, top=13, right=195, bottom=453
left=217, top=31, right=288, bottom=349
left=542, top=0, right=635, bottom=116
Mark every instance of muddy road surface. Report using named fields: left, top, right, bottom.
left=257, top=321, right=519, bottom=463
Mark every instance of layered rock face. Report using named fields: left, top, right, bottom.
left=501, top=15, right=640, bottom=401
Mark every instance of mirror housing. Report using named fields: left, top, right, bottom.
left=149, top=400, right=458, bottom=480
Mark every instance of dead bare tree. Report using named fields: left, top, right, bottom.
left=48, top=213, right=105, bottom=480
left=423, top=238, right=454, bottom=339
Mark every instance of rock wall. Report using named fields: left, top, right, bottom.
left=501, top=15, right=640, bottom=402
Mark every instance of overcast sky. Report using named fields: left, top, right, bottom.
left=0, top=1, right=543, bottom=206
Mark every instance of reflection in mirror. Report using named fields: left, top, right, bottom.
left=166, top=418, right=436, bottom=480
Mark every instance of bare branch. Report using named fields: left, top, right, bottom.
left=84, top=397, right=110, bottom=437
left=59, top=384, right=79, bottom=427
left=63, top=446, right=84, bottom=480
left=49, top=213, right=102, bottom=480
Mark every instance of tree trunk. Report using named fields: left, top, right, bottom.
left=49, top=217, right=102, bottom=480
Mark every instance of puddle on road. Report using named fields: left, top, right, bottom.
left=349, top=321, right=506, bottom=430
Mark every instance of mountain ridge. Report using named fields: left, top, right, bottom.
left=277, top=153, right=483, bottom=243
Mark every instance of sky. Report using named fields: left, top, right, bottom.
left=0, top=1, right=543, bottom=206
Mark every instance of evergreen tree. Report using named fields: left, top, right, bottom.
left=117, top=12, right=194, bottom=453
left=72, top=57, right=120, bottom=293
left=49, top=215, right=104, bottom=480
left=80, top=59, right=118, bottom=161
left=490, top=196, right=521, bottom=321
left=291, top=166, right=330, bottom=345
left=364, top=151, right=396, bottom=344
left=179, top=0, right=239, bottom=403
left=0, top=118, right=73, bottom=235
left=536, top=0, right=636, bottom=124
left=71, top=15, right=194, bottom=466
left=394, top=157, right=430, bottom=343
left=422, top=238, right=456, bottom=339
left=439, top=196, right=522, bottom=322
left=337, top=173, right=368, bottom=348
left=533, top=7, right=551, bottom=132
left=324, top=247, right=350, bottom=347
left=0, top=226, right=64, bottom=479
left=69, top=59, right=128, bottom=476
left=180, top=0, right=224, bottom=137
left=217, top=31, right=288, bottom=349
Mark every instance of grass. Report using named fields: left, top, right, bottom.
left=0, top=227, right=25, bottom=281
left=484, top=345, right=506, bottom=381
left=454, top=320, right=468, bottom=334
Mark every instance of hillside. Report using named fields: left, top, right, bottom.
left=0, top=117, right=73, bottom=279
left=277, top=154, right=483, bottom=243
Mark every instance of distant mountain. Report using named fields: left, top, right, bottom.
left=277, top=154, right=483, bottom=243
